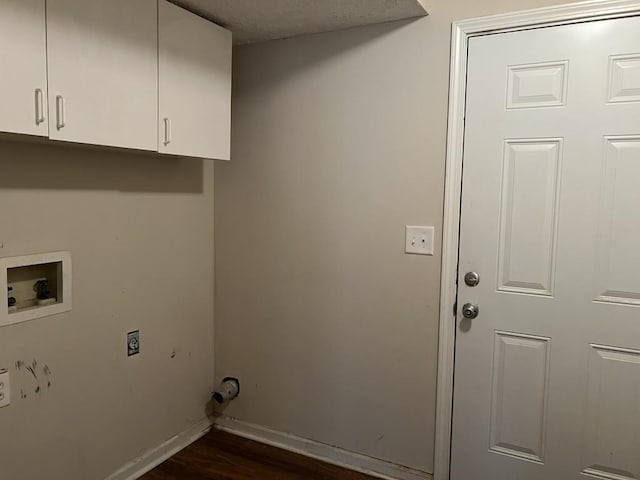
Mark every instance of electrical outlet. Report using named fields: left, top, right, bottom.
left=0, top=369, right=10, bottom=408
left=127, top=330, right=140, bottom=356
left=405, top=226, right=435, bottom=255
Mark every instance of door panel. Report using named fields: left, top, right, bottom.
left=506, top=61, right=568, bottom=109
left=0, top=0, right=48, bottom=137
left=583, top=344, right=640, bottom=480
left=608, top=55, right=640, bottom=103
left=452, top=15, right=640, bottom=480
left=46, top=0, right=157, bottom=150
left=498, top=139, right=561, bottom=296
left=595, top=137, right=640, bottom=305
left=489, top=332, right=550, bottom=463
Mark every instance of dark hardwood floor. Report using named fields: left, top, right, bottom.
left=141, top=429, right=378, bottom=480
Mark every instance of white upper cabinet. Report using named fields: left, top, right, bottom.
left=0, top=0, right=48, bottom=137
left=46, top=0, right=158, bottom=151
left=0, top=0, right=232, bottom=159
left=159, top=1, right=232, bottom=160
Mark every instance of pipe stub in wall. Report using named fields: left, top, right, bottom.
left=213, top=377, right=240, bottom=404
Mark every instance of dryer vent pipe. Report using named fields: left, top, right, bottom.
left=213, top=377, right=240, bottom=404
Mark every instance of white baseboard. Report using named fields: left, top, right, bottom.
left=214, top=416, right=433, bottom=480
left=105, top=417, right=213, bottom=480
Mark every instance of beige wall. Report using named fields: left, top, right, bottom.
left=215, top=0, right=567, bottom=473
left=0, top=140, right=215, bottom=480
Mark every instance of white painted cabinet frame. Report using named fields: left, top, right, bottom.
left=434, top=1, right=640, bottom=479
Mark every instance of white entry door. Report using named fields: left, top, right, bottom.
left=452, top=15, right=640, bottom=480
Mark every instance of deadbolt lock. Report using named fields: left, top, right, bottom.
left=464, top=272, right=480, bottom=287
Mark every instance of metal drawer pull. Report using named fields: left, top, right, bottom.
left=35, top=88, right=45, bottom=125
left=56, top=95, right=65, bottom=130
left=163, top=117, right=171, bottom=145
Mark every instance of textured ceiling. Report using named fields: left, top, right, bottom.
left=170, top=0, right=430, bottom=44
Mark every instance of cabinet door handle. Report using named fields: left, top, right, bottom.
left=56, top=95, right=65, bottom=130
left=35, top=88, right=45, bottom=125
left=163, top=117, right=171, bottom=146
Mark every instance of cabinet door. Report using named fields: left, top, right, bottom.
left=46, top=0, right=157, bottom=150
left=0, top=0, right=48, bottom=137
left=159, top=1, right=232, bottom=160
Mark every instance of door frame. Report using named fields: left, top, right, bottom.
left=435, top=1, right=640, bottom=479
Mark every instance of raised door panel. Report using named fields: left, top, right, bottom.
left=608, top=54, right=640, bottom=103
left=490, top=332, right=550, bottom=463
left=506, top=61, right=568, bottom=109
left=595, top=138, right=640, bottom=305
left=582, top=345, right=640, bottom=480
left=158, top=0, right=232, bottom=160
left=0, top=0, right=48, bottom=136
left=46, top=0, right=157, bottom=150
left=497, top=139, right=562, bottom=296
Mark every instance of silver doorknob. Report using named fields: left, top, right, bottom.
left=462, top=303, right=479, bottom=319
left=464, top=272, right=480, bottom=287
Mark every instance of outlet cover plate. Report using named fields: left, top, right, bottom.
left=405, top=226, right=435, bottom=255
left=0, top=369, right=10, bottom=408
left=127, top=330, right=140, bottom=356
